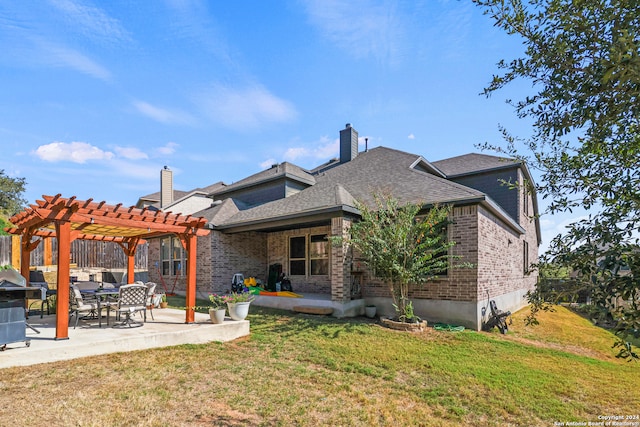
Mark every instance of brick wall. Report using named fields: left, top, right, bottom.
left=330, top=217, right=351, bottom=302
left=266, top=224, right=333, bottom=295
left=210, top=231, right=267, bottom=293
left=357, top=205, right=480, bottom=302
left=476, top=205, right=524, bottom=299
left=144, top=174, right=539, bottom=314
left=345, top=199, right=538, bottom=305
left=475, top=171, right=538, bottom=310
left=147, top=235, right=212, bottom=294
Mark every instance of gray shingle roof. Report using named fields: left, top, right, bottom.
left=138, top=182, right=225, bottom=206
left=214, top=162, right=315, bottom=196
left=136, top=189, right=190, bottom=206
left=197, top=182, right=226, bottom=194
left=432, top=153, right=520, bottom=177
left=315, top=147, right=484, bottom=206
left=196, top=198, right=240, bottom=225
left=216, top=147, right=486, bottom=228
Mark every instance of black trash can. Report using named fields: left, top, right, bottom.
left=267, top=263, right=282, bottom=292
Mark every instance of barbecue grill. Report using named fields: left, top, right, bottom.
left=0, top=268, right=41, bottom=350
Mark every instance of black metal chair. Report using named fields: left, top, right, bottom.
left=27, top=270, right=56, bottom=318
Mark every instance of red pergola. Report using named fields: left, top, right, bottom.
left=5, top=194, right=210, bottom=340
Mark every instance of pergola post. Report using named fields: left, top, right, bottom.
left=55, top=220, right=71, bottom=340
left=122, top=237, right=139, bottom=284
left=184, top=233, right=197, bottom=324
left=127, top=254, right=135, bottom=283
left=20, top=237, right=31, bottom=284
left=20, top=231, right=41, bottom=285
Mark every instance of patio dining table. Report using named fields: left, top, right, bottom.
left=95, top=289, right=119, bottom=327
left=79, top=288, right=119, bottom=327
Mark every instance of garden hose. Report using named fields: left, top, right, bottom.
left=433, top=323, right=465, bottom=332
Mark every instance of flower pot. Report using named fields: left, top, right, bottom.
left=364, top=305, right=377, bottom=318
left=209, top=308, right=226, bottom=324
left=227, top=301, right=251, bottom=321
left=159, top=302, right=168, bottom=309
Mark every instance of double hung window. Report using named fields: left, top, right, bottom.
left=289, top=236, right=306, bottom=276
left=310, top=235, right=329, bottom=275
left=288, top=234, right=329, bottom=276
left=161, top=236, right=186, bottom=276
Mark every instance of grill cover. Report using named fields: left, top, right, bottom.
left=0, top=268, right=40, bottom=300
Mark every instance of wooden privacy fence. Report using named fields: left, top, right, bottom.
left=0, top=235, right=148, bottom=269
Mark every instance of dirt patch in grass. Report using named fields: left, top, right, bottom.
left=188, top=401, right=263, bottom=426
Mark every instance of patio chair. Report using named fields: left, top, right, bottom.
left=144, top=282, right=158, bottom=320
left=27, top=271, right=55, bottom=318
left=114, top=284, right=148, bottom=328
left=69, top=284, right=99, bottom=329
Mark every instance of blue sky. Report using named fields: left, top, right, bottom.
left=0, top=0, right=572, bottom=251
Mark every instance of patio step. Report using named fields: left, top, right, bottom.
left=293, top=305, right=334, bottom=315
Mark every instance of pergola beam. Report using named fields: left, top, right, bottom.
left=5, top=194, right=210, bottom=339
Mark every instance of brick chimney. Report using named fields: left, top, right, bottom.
left=339, top=123, right=358, bottom=164
left=160, top=166, right=173, bottom=209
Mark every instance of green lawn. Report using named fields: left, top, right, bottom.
left=1, top=303, right=637, bottom=426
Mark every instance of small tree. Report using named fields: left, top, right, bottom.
left=0, top=170, right=27, bottom=236
left=0, top=170, right=27, bottom=216
left=338, top=194, right=465, bottom=322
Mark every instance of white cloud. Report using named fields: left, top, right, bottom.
left=164, top=0, right=232, bottom=65
left=260, top=158, right=277, bottom=169
left=197, top=83, right=297, bottom=129
left=538, top=213, right=590, bottom=254
left=540, top=214, right=589, bottom=238
left=49, top=0, right=131, bottom=44
left=133, top=100, right=194, bottom=125
left=284, top=136, right=339, bottom=162
left=303, top=0, right=405, bottom=63
left=316, top=137, right=341, bottom=158
left=408, top=133, right=415, bottom=140
left=114, top=146, right=148, bottom=160
left=283, top=147, right=310, bottom=161
left=41, top=40, right=111, bottom=80
left=108, top=159, right=161, bottom=180
left=34, top=141, right=114, bottom=163
left=0, top=2, right=119, bottom=81
left=157, top=142, right=179, bottom=156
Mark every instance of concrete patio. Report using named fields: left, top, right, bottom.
left=0, top=307, right=249, bottom=369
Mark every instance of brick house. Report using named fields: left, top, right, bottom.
left=138, top=124, right=540, bottom=329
